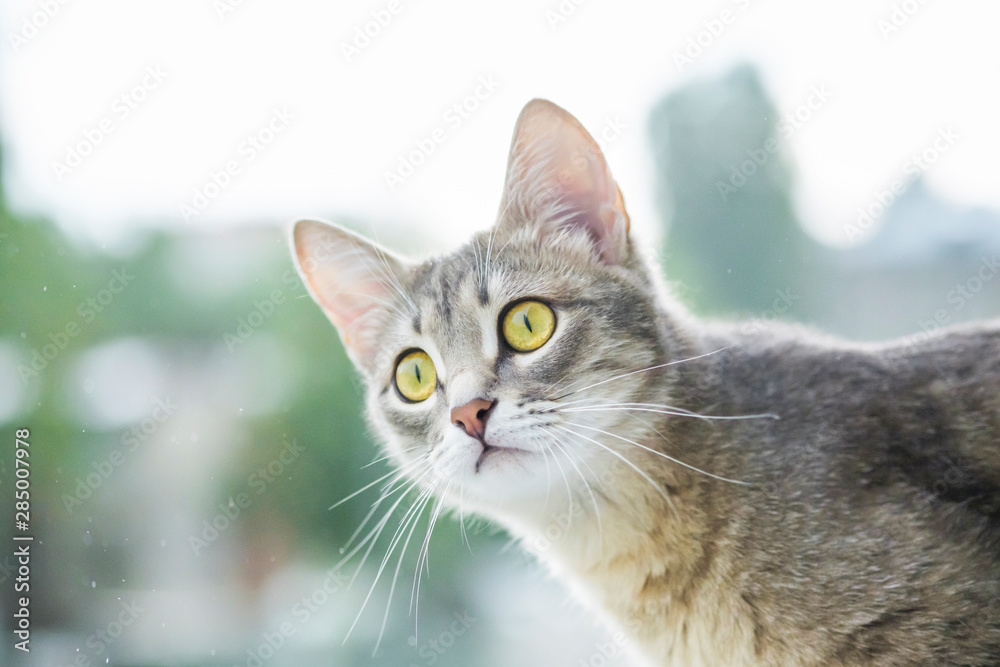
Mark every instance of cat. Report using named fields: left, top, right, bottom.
left=290, top=98, right=1000, bottom=666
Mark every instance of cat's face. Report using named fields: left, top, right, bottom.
left=293, top=100, right=673, bottom=509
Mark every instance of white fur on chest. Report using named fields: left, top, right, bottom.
left=502, top=512, right=759, bottom=667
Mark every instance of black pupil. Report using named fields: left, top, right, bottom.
left=414, top=362, right=421, bottom=383
left=522, top=312, right=533, bottom=333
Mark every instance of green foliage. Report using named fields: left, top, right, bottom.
left=649, top=64, right=822, bottom=319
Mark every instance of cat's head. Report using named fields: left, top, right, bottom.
left=292, top=99, right=685, bottom=512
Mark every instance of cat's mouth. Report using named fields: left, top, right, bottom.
left=474, top=441, right=530, bottom=473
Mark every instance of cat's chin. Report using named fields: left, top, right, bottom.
left=473, top=442, right=533, bottom=472
left=430, top=435, right=551, bottom=503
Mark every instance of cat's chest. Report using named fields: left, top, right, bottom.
left=605, top=578, right=759, bottom=667
left=537, top=542, right=760, bottom=666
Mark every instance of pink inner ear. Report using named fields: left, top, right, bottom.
left=315, top=276, right=382, bottom=343
left=293, top=220, right=407, bottom=366
left=501, top=99, right=630, bottom=264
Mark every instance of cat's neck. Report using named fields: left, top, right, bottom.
left=468, top=322, right=760, bottom=663
left=489, top=430, right=751, bottom=664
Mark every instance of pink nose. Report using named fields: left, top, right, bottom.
left=450, top=398, right=495, bottom=440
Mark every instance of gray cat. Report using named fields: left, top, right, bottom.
left=290, top=98, right=1000, bottom=666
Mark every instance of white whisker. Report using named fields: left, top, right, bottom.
left=546, top=427, right=603, bottom=543
left=411, top=482, right=452, bottom=625
left=548, top=347, right=732, bottom=401
left=546, top=433, right=574, bottom=522
left=330, top=455, right=428, bottom=510
left=554, top=403, right=779, bottom=422
left=371, top=484, right=436, bottom=654
left=338, top=466, right=434, bottom=588
left=553, top=423, right=679, bottom=520
left=561, top=420, right=749, bottom=485
left=364, top=445, right=423, bottom=468
left=349, top=478, right=436, bottom=648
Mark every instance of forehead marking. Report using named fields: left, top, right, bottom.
left=481, top=305, right=499, bottom=361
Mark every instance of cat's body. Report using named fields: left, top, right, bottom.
left=537, top=320, right=1000, bottom=665
left=291, top=99, right=1000, bottom=666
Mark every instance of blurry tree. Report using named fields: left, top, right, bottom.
left=649, top=64, right=824, bottom=320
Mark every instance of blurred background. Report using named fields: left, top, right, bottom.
left=1, top=1, right=999, bottom=665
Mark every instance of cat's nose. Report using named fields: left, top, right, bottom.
left=450, top=398, right=495, bottom=441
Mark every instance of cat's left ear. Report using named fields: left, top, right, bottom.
left=291, top=219, right=409, bottom=371
left=498, top=99, right=630, bottom=264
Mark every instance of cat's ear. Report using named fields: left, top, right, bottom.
left=291, top=219, right=409, bottom=369
left=498, top=98, right=630, bottom=264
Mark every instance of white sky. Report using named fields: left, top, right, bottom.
left=1, top=0, right=998, bottom=255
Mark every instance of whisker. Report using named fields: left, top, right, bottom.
left=553, top=403, right=779, bottom=422
left=411, top=482, right=452, bottom=624
left=536, top=430, right=554, bottom=510
left=342, top=461, right=432, bottom=555
left=339, top=465, right=434, bottom=588
left=562, top=420, right=749, bottom=485
left=553, top=423, right=679, bottom=520
left=488, top=198, right=516, bottom=270
left=471, top=237, right=484, bottom=293
left=546, top=433, right=574, bottom=522
left=363, top=445, right=423, bottom=469
left=330, top=455, right=428, bottom=510
left=367, top=225, right=418, bottom=314
left=539, top=367, right=579, bottom=402
left=484, top=223, right=497, bottom=286
left=458, top=486, right=472, bottom=553
left=545, top=427, right=603, bottom=543
left=548, top=347, right=732, bottom=401
left=372, top=484, right=437, bottom=654
left=349, top=478, right=437, bottom=647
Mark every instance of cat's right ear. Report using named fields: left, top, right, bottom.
left=291, top=219, right=408, bottom=370
left=497, top=99, right=630, bottom=265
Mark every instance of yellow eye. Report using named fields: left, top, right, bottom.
left=394, top=350, right=437, bottom=402
left=502, top=300, right=556, bottom=352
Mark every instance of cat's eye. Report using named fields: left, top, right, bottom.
left=502, top=300, right=556, bottom=352
left=394, top=350, right=437, bottom=402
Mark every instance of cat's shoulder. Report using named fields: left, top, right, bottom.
left=698, top=316, right=1000, bottom=372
